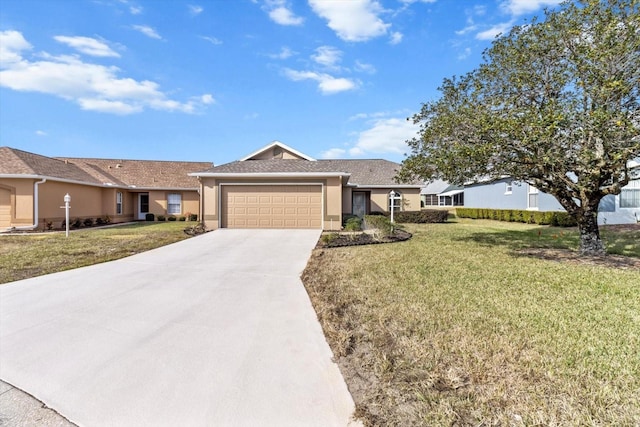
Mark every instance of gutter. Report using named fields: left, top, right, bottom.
left=12, top=178, right=47, bottom=231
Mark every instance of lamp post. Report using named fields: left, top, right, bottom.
left=389, top=190, right=396, bottom=223
left=63, top=193, right=71, bottom=237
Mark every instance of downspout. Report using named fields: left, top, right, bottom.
left=14, top=178, right=47, bottom=231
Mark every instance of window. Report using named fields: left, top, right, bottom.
left=620, top=189, right=640, bottom=208
left=423, top=194, right=438, bottom=206
left=116, top=192, right=123, bottom=215
left=388, top=190, right=402, bottom=212
left=505, top=181, right=513, bottom=194
left=528, top=185, right=539, bottom=210
left=167, top=193, right=182, bottom=214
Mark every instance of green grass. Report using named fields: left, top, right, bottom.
left=0, top=222, right=194, bottom=284
left=302, top=219, right=640, bottom=426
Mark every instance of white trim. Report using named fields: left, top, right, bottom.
left=239, top=141, right=317, bottom=162
left=439, top=189, right=464, bottom=197
left=218, top=182, right=324, bottom=229
left=352, top=184, right=423, bottom=189
left=527, top=184, right=539, bottom=210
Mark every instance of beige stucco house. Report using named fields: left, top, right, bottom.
left=0, top=147, right=212, bottom=230
left=191, top=141, right=422, bottom=230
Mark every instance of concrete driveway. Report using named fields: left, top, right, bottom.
left=0, top=229, right=358, bottom=426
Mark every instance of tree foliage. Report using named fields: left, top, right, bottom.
left=399, top=0, right=640, bottom=255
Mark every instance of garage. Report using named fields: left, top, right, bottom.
left=221, top=185, right=322, bottom=229
left=0, top=188, right=11, bottom=228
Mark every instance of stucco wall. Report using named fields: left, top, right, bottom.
left=369, top=188, right=421, bottom=213
left=465, top=179, right=564, bottom=211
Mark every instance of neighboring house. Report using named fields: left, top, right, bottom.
left=191, top=141, right=422, bottom=230
left=0, top=147, right=212, bottom=230
left=464, top=164, right=640, bottom=225
left=421, top=179, right=464, bottom=207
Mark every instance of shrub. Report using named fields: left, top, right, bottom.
left=188, top=213, right=198, bottom=221
left=145, top=213, right=155, bottom=221
left=342, top=214, right=360, bottom=227
left=395, top=210, right=448, bottom=223
left=364, top=215, right=395, bottom=239
left=320, top=233, right=339, bottom=245
left=95, top=217, right=105, bottom=226
left=71, top=217, right=82, bottom=229
left=456, top=208, right=577, bottom=227
left=178, top=216, right=186, bottom=221
left=157, top=215, right=166, bottom=221
left=368, top=211, right=389, bottom=216
left=344, top=217, right=362, bottom=232
left=168, top=215, right=177, bottom=221
left=83, top=218, right=94, bottom=227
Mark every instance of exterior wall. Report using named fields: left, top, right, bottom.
left=342, top=187, right=353, bottom=214
left=368, top=188, right=421, bottom=213
left=39, top=181, right=104, bottom=226
left=465, top=179, right=564, bottom=211
left=199, top=177, right=343, bottom=230
left=183, top=191, right=199, bottom=217
left=465, top=178, right=640, bottom=225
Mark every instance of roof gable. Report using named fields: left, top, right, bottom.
left=240, top=141, right=316, bottom=161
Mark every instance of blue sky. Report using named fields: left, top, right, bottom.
left=0, top=0, right=561, bottom=165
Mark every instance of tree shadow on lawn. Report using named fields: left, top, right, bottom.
left=456, top=225, right=640, bottom=269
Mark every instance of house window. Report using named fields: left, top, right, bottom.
left=116, top=191, right=123, bottom=215
left=424, top=194, right=438, bottom=206
left=528, top=185, right=539, bottom=210
left=388, top=190, right=402, bottom=212
left=505, top=181, right=513, bottom=194
left=620, top=189, right=640, bottom=208
left=167, top=193, right=182, bottom=214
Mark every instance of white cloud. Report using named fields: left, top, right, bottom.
left=354, top=60, right=376, bottom=74
left=320, top=148, right=346, bottom=159
left=349, top=118, right=418, bottom=157
left=0, top=31, right=212, bottom=115
left=54, top=36, right=120, bottom=58
left=389, top=31, right=403, bottom=45
left=457, top=47, right=471, bottom=60
left=130, top=6, right=143, bottom=15
left=311, top=46, right=342, bottom=69
left=132, top=25, right=162, bottom=40
left=189, top=4, right=204, bottom=15
left=268, top=46, right=295, bottom=59
left=283, top=69, right=358, bottom=94
left=264, top=1, right=304, bottom=26
left=35, top=130, right=47, bottom=136
left=475, top=21, right=513, bottom=40
left=308, top=0, right=390, bottom=42
left=500, top=0, right=562, bottom=16
left=398, top=0, right=436, bottom=3
left=0, top=30, right=31, bottom=64
left=200, top=36, right=222, bottom=45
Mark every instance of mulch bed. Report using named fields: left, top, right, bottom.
left=318, top=230, right=412, bottom=248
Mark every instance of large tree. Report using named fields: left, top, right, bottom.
left=399, top=0, right=639, bottom=255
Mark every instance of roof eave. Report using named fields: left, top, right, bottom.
left=190, top=172, right=350, bottom=178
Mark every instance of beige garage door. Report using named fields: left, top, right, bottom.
left=0, top=188, right=11, bottom=228
left=222, top=185, right=322, bottom=229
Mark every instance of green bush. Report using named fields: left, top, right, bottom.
left=320, top=233, right=339, bottom=245
left=71, top=217, right=82, bottom=229
left=168, top=215, right=177, bottom=222
left=178, top=216, right=186, bottom=222
left=157, top=215, right=166, bottom=221
left=364, top=215, right=395, bottom=239
left=344, top=217, right=362, bottom=231
left=83, top=218, right=94, bottom=227
left=395, top=210, right=448, bottom=223
left=145, top=213, right=155, bottom=221
left=188, top=213, right=198, bottom=221
left=456, top=208, right=577, bottom=227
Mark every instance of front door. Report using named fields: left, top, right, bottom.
left=352, top=191, right=368, bottom=217
left=138, top=193, right=149, bottom=220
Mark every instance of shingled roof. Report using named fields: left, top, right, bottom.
left=194, top=158, right=421, bottom=187
left=1, top=147, right=212, bottom=189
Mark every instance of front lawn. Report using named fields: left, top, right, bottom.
left=0, top=222, right=194, bottom=284
left=302, top=220, right=640, bottom=426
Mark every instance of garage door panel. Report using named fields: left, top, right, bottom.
left=222, top=185, right=322, bottom=229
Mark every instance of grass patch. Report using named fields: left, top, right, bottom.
left=302, top=219, right=640, bottom=426
left=0, top=222, right=193, bottom=284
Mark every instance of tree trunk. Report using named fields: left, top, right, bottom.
left=576, top=209, right=605, bottom=256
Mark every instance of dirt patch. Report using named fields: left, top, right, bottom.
left=516, top=248, right=640, bottom=269
left=318, top=230, right=412, bottom=248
